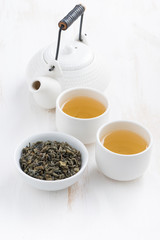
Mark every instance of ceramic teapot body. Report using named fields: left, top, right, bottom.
left=26, top=5, right=109, bottom=109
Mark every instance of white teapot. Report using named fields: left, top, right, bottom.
left=26, top=4, right=109, bottom=109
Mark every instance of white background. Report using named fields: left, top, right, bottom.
left=0, top=0, right=160, bottom=239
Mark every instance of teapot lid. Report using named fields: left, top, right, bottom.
left=43, top=41, right=94, bottom=71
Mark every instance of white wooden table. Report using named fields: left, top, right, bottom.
left=1, top=0, right=160, bottom=239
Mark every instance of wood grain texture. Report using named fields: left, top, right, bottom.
left=67, top=168, right=88, bottom=210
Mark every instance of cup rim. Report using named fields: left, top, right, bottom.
left=56, top=87, right=110, bottom=121
left=97, top=120, right=153, bottom=157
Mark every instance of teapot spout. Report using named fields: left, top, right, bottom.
left=31, top=80, right=41, bottom=91
left=30, top=76, right=62, bottom=109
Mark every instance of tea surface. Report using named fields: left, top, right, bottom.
left=62, top=96, right=106, bottom=118
left=102, top=130, right=148, bottom=155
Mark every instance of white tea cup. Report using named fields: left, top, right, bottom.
left=56, top=87, right=109, bottom=144
left=95, top=120, right=152, bottom=181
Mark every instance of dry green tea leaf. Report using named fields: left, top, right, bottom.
left=20, top=141, right=81, bottom=180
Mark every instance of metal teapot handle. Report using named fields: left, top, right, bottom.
left=49, top=4, right=85, bottom=71
left=59, top=4, right=85, bottom=35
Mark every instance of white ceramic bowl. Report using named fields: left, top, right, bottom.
left=56, top=87, right=109, bottom=144
left=14, top=132, right=88, bottom=191
left=95, top=120, right=152, bottom=181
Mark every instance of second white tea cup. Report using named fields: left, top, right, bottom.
left=95, top=120, right=152, bottom=181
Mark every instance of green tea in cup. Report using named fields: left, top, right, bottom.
left=62, top=96, right=106, bottom=119
left=102, top=130, right=148, bottom=155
